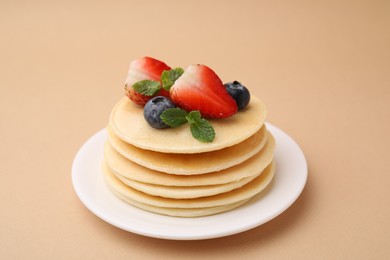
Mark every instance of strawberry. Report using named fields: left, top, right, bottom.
left=124, top=56, right=171, bottom=106
left=169, top=64, right=238, bottom=118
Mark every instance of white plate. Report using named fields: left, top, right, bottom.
left=72, top=123, right=307, bottom=240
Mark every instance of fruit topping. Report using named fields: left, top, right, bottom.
left=169, top=64, right=238, bottom=119
left=125, top=57, right=252, bottom=143
left=144, top=96, right=176, bottom=129
left=224, top=81, right=251, bottom=110
left=124, top=57, right=171, bottom=106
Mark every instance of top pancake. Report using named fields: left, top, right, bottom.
left=109, top=95, right=267, bottom=153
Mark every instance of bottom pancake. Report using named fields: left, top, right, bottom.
left=109, top=186, right=251, bottom=218
left=102, top=160, right=275, bottom=217
left=111, top=168, right=259, bottom=199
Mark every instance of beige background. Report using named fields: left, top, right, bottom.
left=1, top=0, right=389, bottom=259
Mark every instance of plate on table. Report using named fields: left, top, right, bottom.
left=72, top=123, right=307, bottom=240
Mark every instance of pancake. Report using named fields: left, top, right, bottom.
left=111, top=167, right=259, bottom=199
left=108, top=186, right=251, bottom=217
left=109, top=95, right=267, bottom=153
left=107, top=125, right=267, bottom=174
left=102, top=160, right=275, bottom=208
left=104, top=132, right=276, bottom=186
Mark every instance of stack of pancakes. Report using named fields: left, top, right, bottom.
left=102, top=96, right=276, bottom=217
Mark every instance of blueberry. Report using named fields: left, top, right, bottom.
left=144, top=96, right=175, bottom=129
left=224, top=81, right=250, bottom=110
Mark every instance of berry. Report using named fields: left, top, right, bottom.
left=224, top=81, right=250, bottom=110
left=169, top=64, right=238, bottom=119
left=144, top=96, right=176, bottom=129
left=124, top=57, right=171, bottom=106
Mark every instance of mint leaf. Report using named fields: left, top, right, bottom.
left=161, top=109, right=215, bottom=143
left=132, top=80, right=161, bottom=96
left=161, top=68, right=184, bottom=91
left=189, top=119, right=215, bottom=143
left=186, top=110, right=202, bottom=124
left=160, top=108, right=188, bottom=127
left=186, top=111, right=215, bottom=143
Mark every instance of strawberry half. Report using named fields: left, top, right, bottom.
left=169, top=64, right=238, bottom=118
left=124, top=56, right=171, bottom=106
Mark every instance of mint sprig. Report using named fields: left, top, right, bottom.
left=161, top=68, right=184, bottom=91
left=187, top=111, right=215, bottom=143
left=132, top=67, right=184, bottom=95
left=132, top=80, right=161, bottom=96
left=160, top=108, right=188, bottom=127
left=161, top=108, right=215, bottom=143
